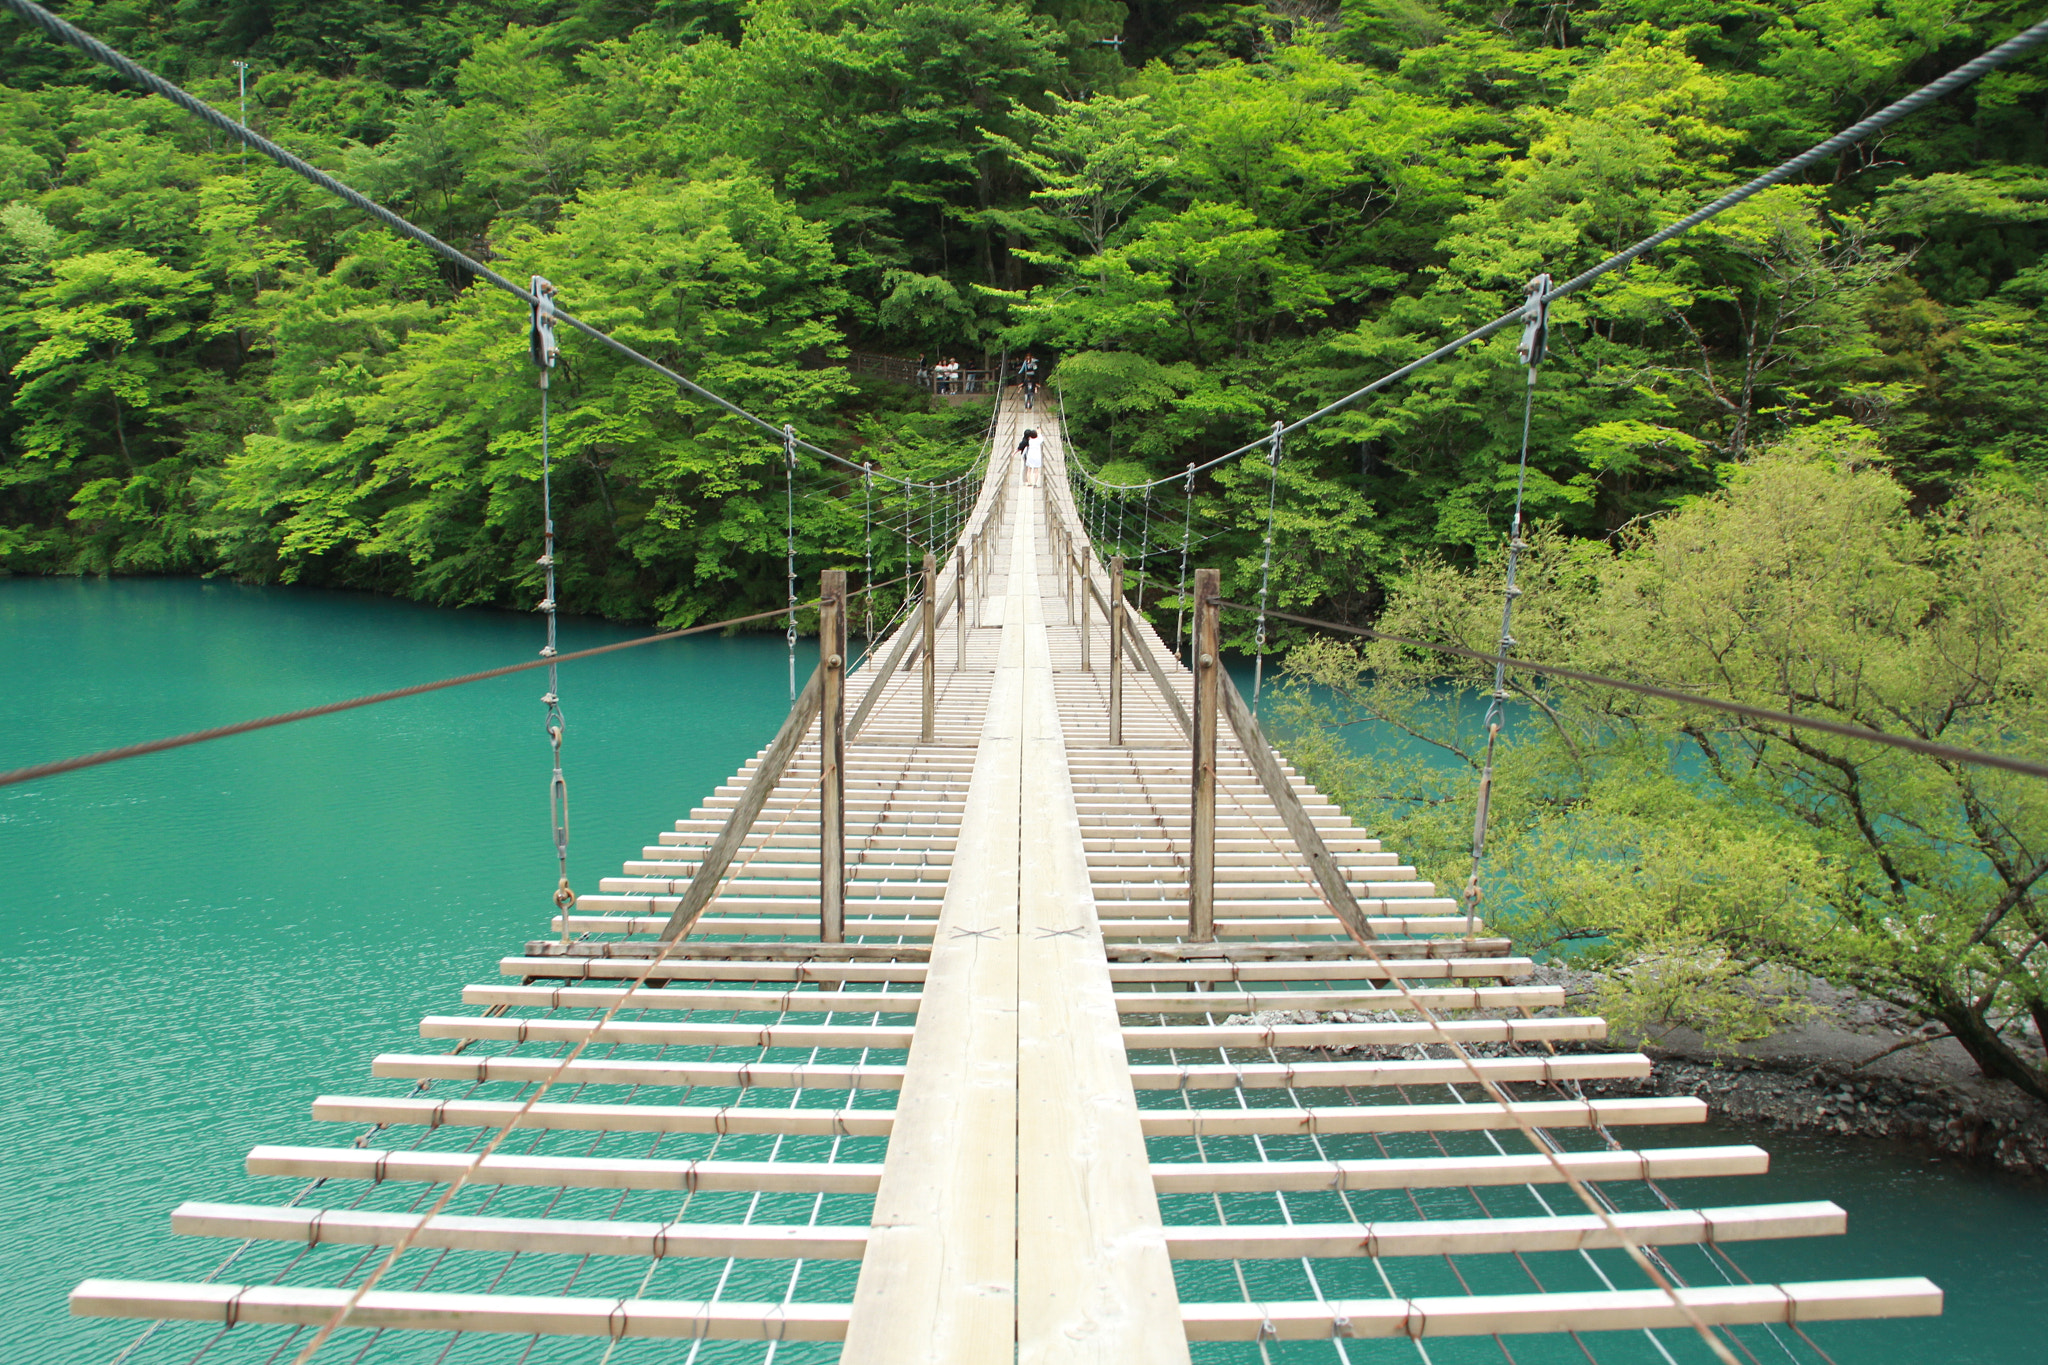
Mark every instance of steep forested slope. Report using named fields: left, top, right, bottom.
left=1, top=0, right=2044, bottom=627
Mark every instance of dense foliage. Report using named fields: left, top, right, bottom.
left=4, top=0, right=2045, bottom=626
left=1271, top=448, right=2048, bottom=1098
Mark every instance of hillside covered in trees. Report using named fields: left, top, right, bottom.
left=2, top=0, right=2045, bottom=629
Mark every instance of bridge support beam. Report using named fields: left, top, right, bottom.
left=1189, top=567, right=1219, bottom=942
left=1108, top=555, right=1125, bottom=746
left=820, top=569, right=846, bottom=943
left=920, top=551, right=936, bottom=743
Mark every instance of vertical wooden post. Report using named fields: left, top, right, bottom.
left=819, top=569, right=846, bottom=944
left=921, top=551, right=937, bottom=742
left=1108, top=555, right=1125, bottom=747
left=1078, top=553, right=1092, bottom=672
left=954, top=546, right=967, bottom=671
left=1189, top=567, right=1220, bottom=942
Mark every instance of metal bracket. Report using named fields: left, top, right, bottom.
left=1518, top=273, right=1552, bottom=374
left=529, top=274, right=559, bottom=372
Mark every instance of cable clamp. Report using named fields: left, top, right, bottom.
left=539, top=645, right=557, bottom=658
left=537, top=598, right=555, bottom=612
left=1518, top=273, right=1551, bottom=372
left=535, top=553, right=554, bottom=567
left=1332, top=1312, right=1355, bottom=1339
left=529, top=275, right=559, bottom=370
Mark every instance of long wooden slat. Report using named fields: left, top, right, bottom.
left=172, top=1203, right=872, bottom=1259
left=310, top=1095, right=893, bottom=1135
left=1149, top=1145, right=1768, bottom=1193
left=1135, top=1096, right=1707, bottom=1136
left=659, top=665, right=823, bottom=941
left=1123, top=1016, right=1606, bottom=1049
left=1110, top=986, right=1561, bottom=1012
left=1014, top=508, right=1188, bottom=1365
left=416, top=1015, right=916, bottom=1050
left=843, top=489, right=1027, bottom=1365
left=1162, top=1202, right=1846, bottom=1258
left=1179, top=1280, right=1942, bottom=1341
left=460, top=985, right=925, bottom=1014
left=371, top=1053, right=906, bottom=1090
left=71, top=1280, right=853, bottom=1340
left=246, top=1145, right=884, bottom=1193
left=1128, top=1053, right=1652, bottom=1089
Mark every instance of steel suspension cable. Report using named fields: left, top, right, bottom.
left=531, top=277, right=577, bottom=936
left=1460, top=276, right=1549, bottom=932
left=1217, top=601, right=2048, bottom=783
left=1251, top=420, right=1282, bottom=708
left=1174, top=463, right=1195, bottom=658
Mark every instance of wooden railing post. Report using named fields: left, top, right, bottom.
left=1189, top=567, right=1220, bottom=942
left=1108, top=555, right=1125, bottom=746
left=819, top=569, right=846, bottom=944
left=920, top=551, right=937, bottom=743
left=955, top=546, right=967, bottom=671
left=1078, top=553, right=1092, bottom=673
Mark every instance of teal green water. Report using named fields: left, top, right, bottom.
left=3, top=580, right=2045, bottom=1364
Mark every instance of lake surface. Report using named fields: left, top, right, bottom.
left=3, top=578, right=2043, bottom=1364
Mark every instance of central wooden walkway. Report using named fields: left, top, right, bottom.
left=75, top=396, right=1938, bottom=1363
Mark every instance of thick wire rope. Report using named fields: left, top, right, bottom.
left=1251, top=419, right=1282, bottom=709
left=1219, top=600, right=2048, bottom=783
left=1175, top=464, right=1195, bottom=657
left=1459, top=277, right=1548, bottom=934
left=531, top=277, right=578, bottom=939
left=0, top=602, right=825, bottom=790
left=0, top=0, right=989, bottom=497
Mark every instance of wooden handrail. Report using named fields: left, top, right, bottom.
left=1218, top=667, right=1378, bottom=942
left=660, top=664, right=824, bottom=941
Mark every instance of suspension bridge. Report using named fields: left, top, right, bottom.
left=67, top=396, right=1941, bottom=1363
left=11, top=0, right=2048, bottom=1359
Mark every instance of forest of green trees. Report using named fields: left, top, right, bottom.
left=3, top=0, right=2045, bottom=627
left=3, top=0, right=2046, bottom=1093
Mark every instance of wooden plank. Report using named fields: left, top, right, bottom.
left=842, top=487, right=1026, bottom=1365
left=461, top=985, right=924, bottom=1014
left=1123, top=1016, right=1605, bottom=1050
left=1105, top=940, right=1514, bottom=961
left=1110, top=986, right=1561, bottom=1013
left=1162, top=1202, right=1846, bottom=1258
left=1150, top=1145, right=1769, bottom=1193
left=416, top=1015, right=916, bottom=1050
left=172, top=1202, right=872, bottom=1259
left=1136, top=1096, right=1708, bottom=1136
left=371, top=1053, right=906, bottom=1091
left=499, top=956, right=929, bottom=985
left=1187, top=565, right=1216, bottom=946
left=246, top=1145, right=883, bottom=1192
left=821, top=568, right=847, bottom=943
left=921, top=551, right=937, bottom=742
left=1107, top=555, right=1125, bottom=745
left=310, top=1095, right=893, bottom=1135
left=1179, top=1279, right=1943, bottom=1340
left=658, top=665, right=823, bottom=942
left=1013, top=504, right=1189, bottom=1365
left=71, top=1280, right=853, bottom=1340
left=522, top=940, right=930, bottom=963
left=1129, top=1053, right=1653, bottom=1090
left=1107, top=959, right=1533, bottom=983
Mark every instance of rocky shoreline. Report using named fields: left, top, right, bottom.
left=1530, top=968, right=2048, bottom=1176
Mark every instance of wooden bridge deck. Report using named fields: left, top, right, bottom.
left=74, top=395, right=1938, bottom=1362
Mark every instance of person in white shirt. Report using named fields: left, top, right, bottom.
left=1019, top=428, right=1043, bottom=486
